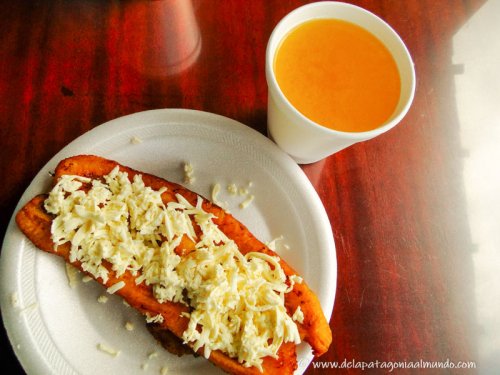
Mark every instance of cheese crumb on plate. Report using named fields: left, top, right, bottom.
left=130, top=136, right=143, bottom=145
left=97, top=295, right=108, bottom=304
left=183, top=162, right=195, bottom=184
left=97, top=343, right=120, bottom=357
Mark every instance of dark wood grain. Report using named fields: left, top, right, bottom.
left=0, top=0, right=487, bottom=374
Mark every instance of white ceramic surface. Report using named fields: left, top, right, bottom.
left=0, top=109, right=336, bottom=375
left=266, top=1, right=416, bottom=164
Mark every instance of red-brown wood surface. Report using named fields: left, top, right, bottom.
left=0, top=0, right=492, bottom=374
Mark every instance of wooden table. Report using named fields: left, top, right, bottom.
left=1, top=0, right=494, bottom=373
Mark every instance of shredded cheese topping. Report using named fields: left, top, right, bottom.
left=44, top=167, right=302, bottom=370
left=292, top=306, right=304, bottom=324
left=107, top=281, right=126, bottom=294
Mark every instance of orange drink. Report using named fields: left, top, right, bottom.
left=274, top=19, right=401, bottom=133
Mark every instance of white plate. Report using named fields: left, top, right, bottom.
left=0, top=109, right=336, bottom=375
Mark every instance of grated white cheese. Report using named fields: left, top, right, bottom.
left=125, top=321, right=135, bottom=331
left=183, top=162, right=195, bottom=184
left=148, top=351, right=158, bottom=359
left=160, top=367, right=168, bottom=375
left=289, top=275, right=303, bottom=285
left=107, top=281, right=126, bottom=294
left=10, top=292, right=19, bottom=308
left=238, top=187, right=249, bottom=196
left=266, top=235, right=284, bottom=252
left=97, top=295, right=108, bottom=304
left=82, top=275, right=93, bottom=283
left=239, top=194, right=254, bottom=209
left=145, top=313, right=164, bottom=324
left=130, top=136, right=143, bottom=145
left=292, top=306, right=304, bottom=324
left=211, top=183, right=227, bottom=209
left=65, top=263, right=80, bottom=288
left=44, top=168, right=301, bottom=370
left=227, top=183, right=238, bottom=195
left=97, top=343, right=120, bottom=357
left=226, top=182, right=255, bottom=210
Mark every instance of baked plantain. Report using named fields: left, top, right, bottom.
left=16, top=155, right=332, bottom=374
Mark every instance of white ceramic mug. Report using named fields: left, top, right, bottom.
left=266, top=1, right=416, bottom=164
